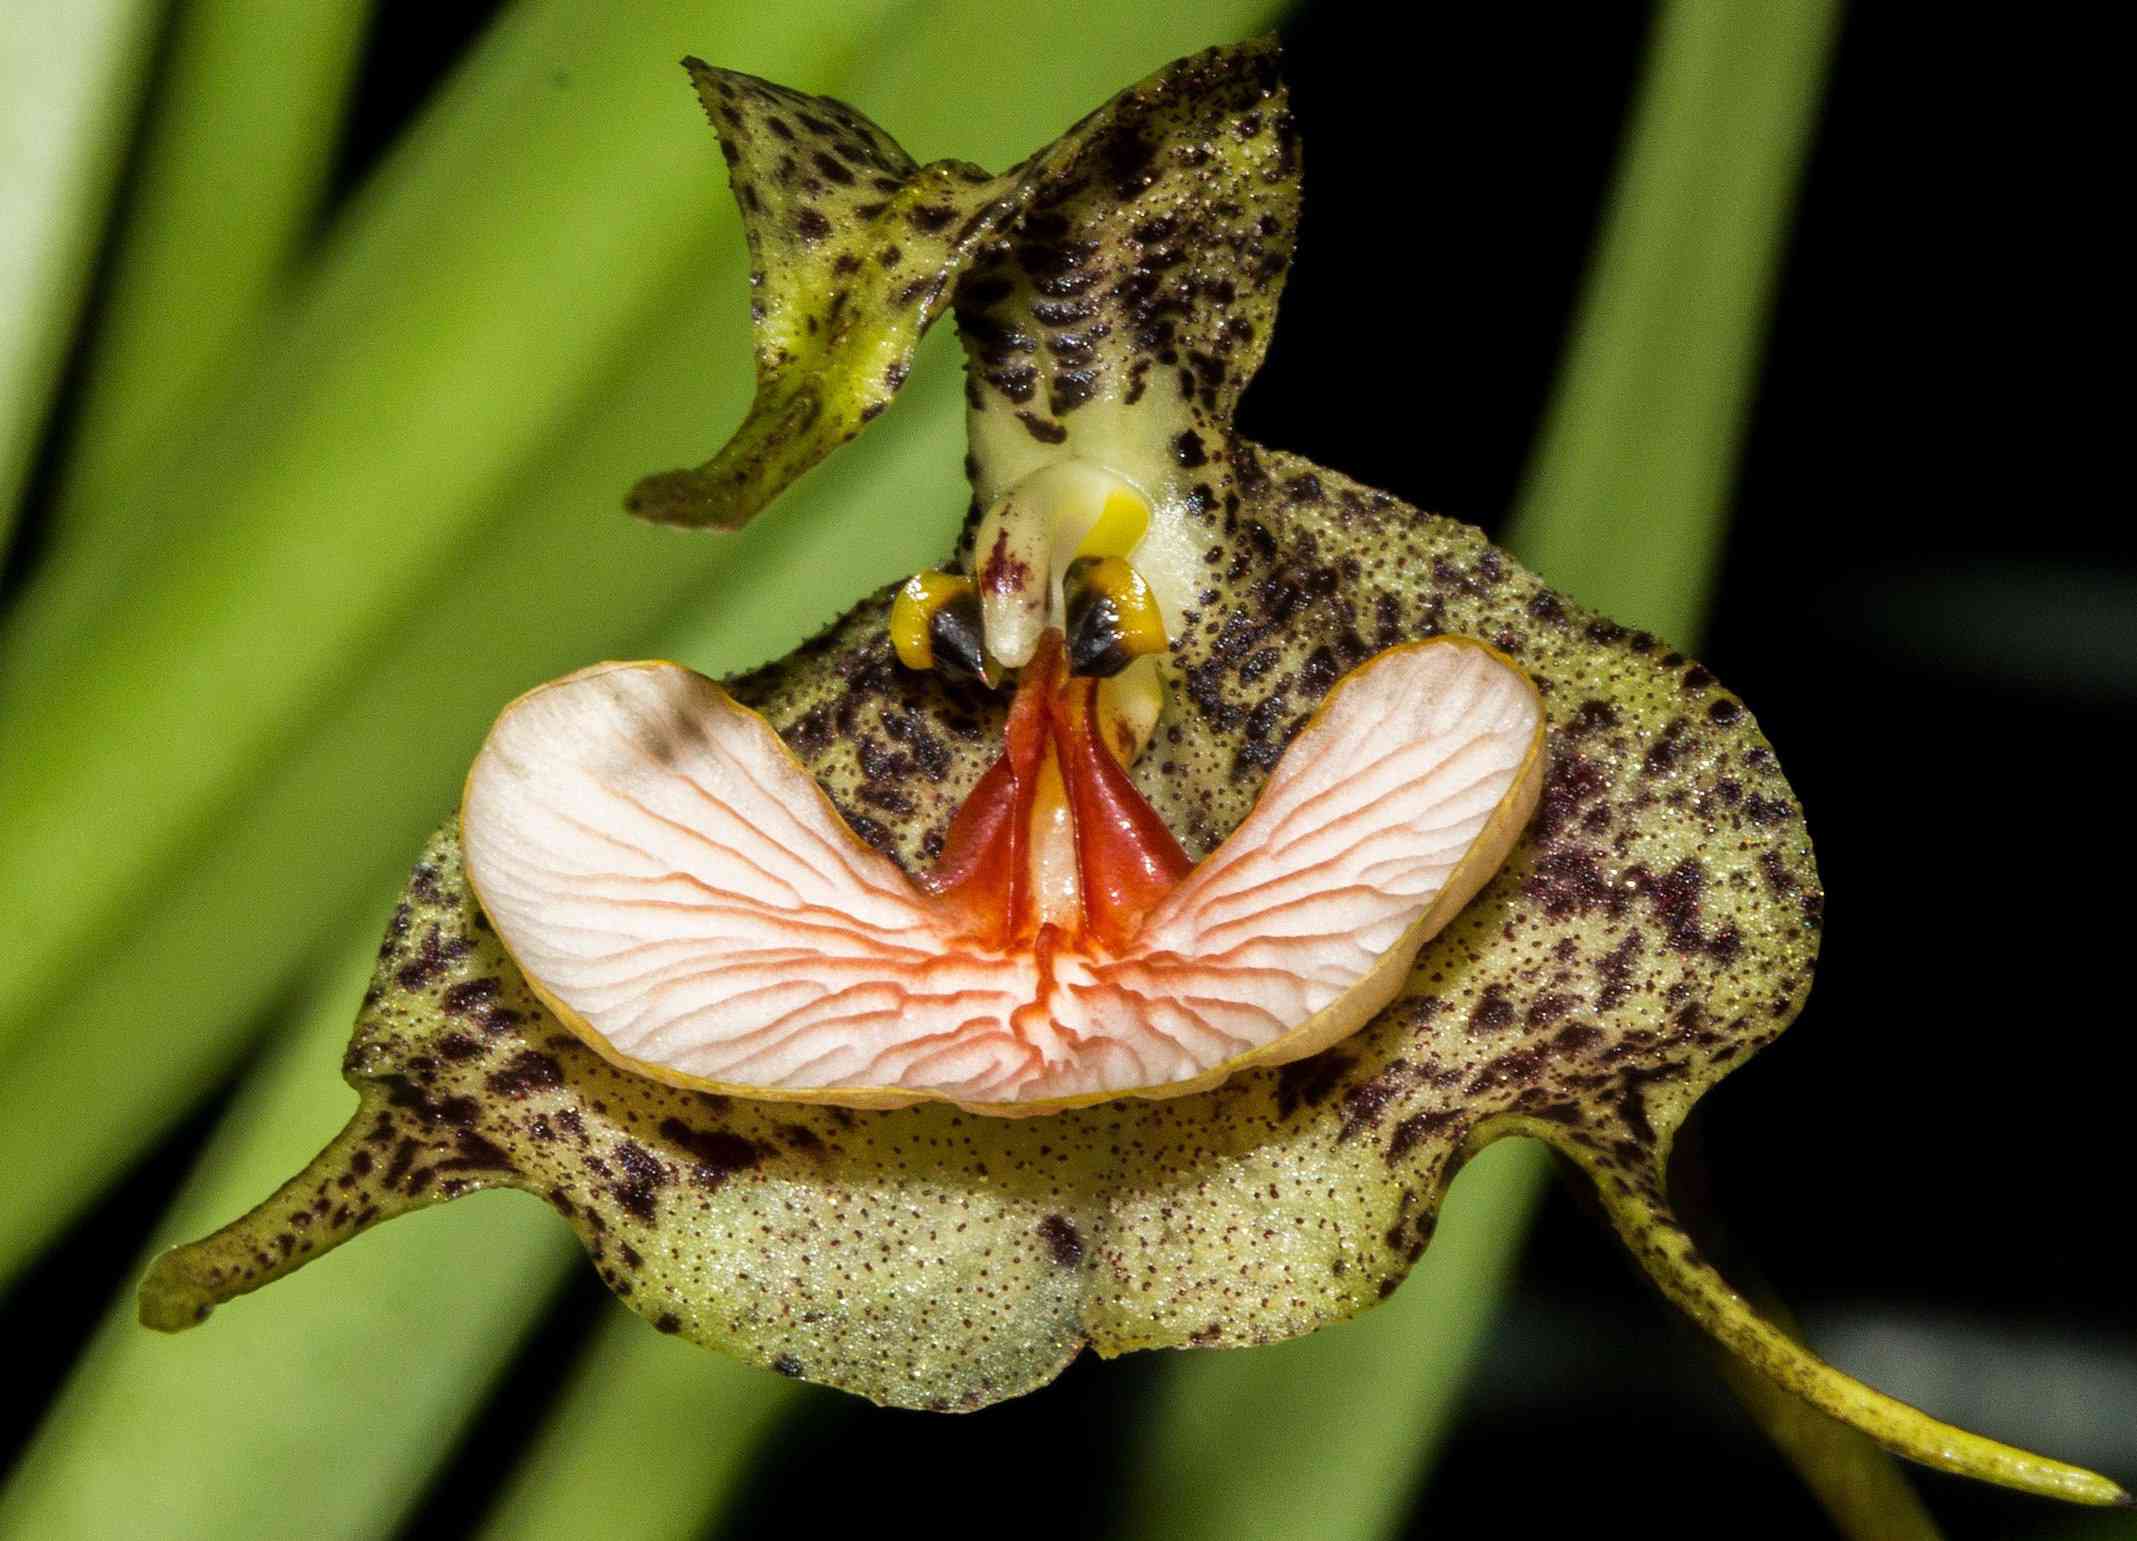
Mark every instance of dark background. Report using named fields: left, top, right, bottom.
left=5, top=4, right=2127, bottom=1538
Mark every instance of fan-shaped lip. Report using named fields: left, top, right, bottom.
left=461, top=637, right=1546, bottom=1118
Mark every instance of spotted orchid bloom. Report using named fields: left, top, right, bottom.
left=143, top=39, right=2123, bottom=1506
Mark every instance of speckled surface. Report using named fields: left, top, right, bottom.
left=145, top=40, right=1821, bottom=1413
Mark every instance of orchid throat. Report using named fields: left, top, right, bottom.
left=897, top=464, right=1185, bottom=953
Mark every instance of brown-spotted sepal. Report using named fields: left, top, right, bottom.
left=627, top=39, right=1292, bottom=535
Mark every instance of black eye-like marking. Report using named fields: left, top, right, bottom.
left=929, top=589, right=996, bottom=687
left=1064, top=557, right=1166, bottom=677
left=890, top=571, right=1001, bottom=688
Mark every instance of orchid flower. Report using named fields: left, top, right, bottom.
left=141, top=38, right=2124, bottom=1509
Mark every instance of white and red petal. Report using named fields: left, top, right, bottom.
left=461, top=639, right=1543, bottom=1113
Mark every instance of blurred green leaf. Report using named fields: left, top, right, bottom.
left=0, top=0, right=161, bottom=543
left=1812, top=562, right=2137, bottom=705
left=474, top=1312, right=808, bottom=1541
left=1503, top=0, right=1841, bottom=643
left=36, top=1, right=374, bottom=570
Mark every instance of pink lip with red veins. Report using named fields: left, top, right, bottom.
left=461, top=630, right=1544, bottom=1114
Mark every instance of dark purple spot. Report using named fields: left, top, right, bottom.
left=980, top=529, right=1030, bottom=596
left=1468, top=1046, right=1547, bottom=1095
left=1527, top=993, right=1576, bottom=1028
left=1387, top=1110, right=1461, bottom=1165
left=441, top=977, right=501, bottom=1016
left=1274, top=1051, right=1353, bottom=1119
left=1036, top=1214, right=1084, bottom=1267
left=1743, top=793, right=1793, bottom=826
left=384, top=1138, right=421, bottom=1190
left=609, top=1140, right=667, bottom=1221
left=1642, top=718, right=1693, bottom=776
left=658, top=1118, right=765, bottom=1189
left=438, top=1129, right=516, bottom=1175
left=1627, top=859, right=1731, bottom=957
left=394, top=926, right=453, bottom=989
left=486, top=1050, right=563, bottom=1099
left=1553, top=1023, right=1603, bottom=1055
left=1467, top=986, right=1515, bottom=1034
left=1535, top=752, right=1609, bottom=838
left=1338, top=1062, right=1412, bottom=1141
left=1596, top=931, right=1643, bottom=1011
left=1524, top=846, right=1618, bottom=921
